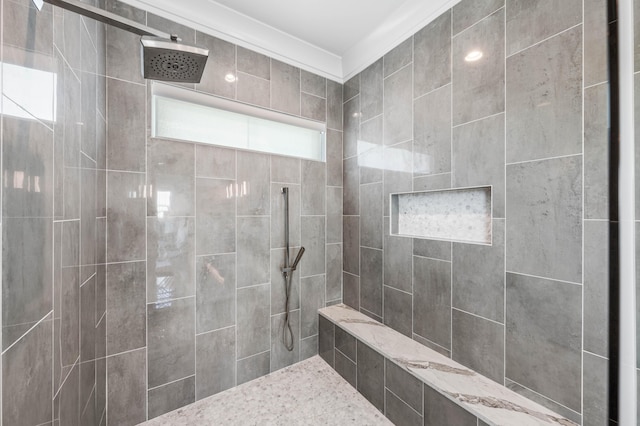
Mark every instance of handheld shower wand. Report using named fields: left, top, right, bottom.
left=281, top=187, right=305, bottom=351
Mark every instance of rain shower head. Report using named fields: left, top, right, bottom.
left=141, top=36, right=209, bottom=83
left=33, top=0, right=210, bottom=83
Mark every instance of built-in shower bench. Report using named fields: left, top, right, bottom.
left=319, top=304, right=577, bottom=426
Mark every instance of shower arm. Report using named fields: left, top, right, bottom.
left=33, top=0, right=171, bottom=39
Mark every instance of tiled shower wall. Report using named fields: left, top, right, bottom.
left=636, top=0, right=640, bottom=416
left=342, top=0, right=612, bottom=424
left=100, top=1, right=343, bottom=423
left=1, top=0, right=108, bottom=424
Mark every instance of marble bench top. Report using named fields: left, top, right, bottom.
left=319, top=304, right=577, bottom=426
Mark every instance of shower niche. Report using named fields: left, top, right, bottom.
left=390, top=186, right=492, bottom=245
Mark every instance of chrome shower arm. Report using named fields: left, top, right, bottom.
left=34, top=0, right=170, bottom=39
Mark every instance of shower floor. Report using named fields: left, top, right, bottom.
left=143, top=356, right=393, bottom=425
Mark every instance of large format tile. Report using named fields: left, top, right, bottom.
left=385, top=390, right=422, bottom=426
left=335, top=349, right=357, bottom=388
left=327, top=80, right=343, bottom=131
left=196, top=327, right=236, bottom=399
left=106, top=262, right=146, bottom=355
left=452, top=0, right=504, bottom=35
left=452, top=113, right=505, bottom=217
left=2, top=319, right=52, bottom=426
left=147, top=217, right=195, bottom=303
left=506, top=25, right=582, bottom=163
left=237, top=351, right=270, bottom=385
left=584, top=84, right=609, bottom=220
left=506, top=273, right=582, bottom=412
left=196, top=33, right=236, bottom=99
left=452, top=9, right=505, bottom=126
left=384, top=65, right=412, bottom=145
left=383, top=286, right=412, bottom=337
left=326, top=130, right=343, bottom=186
left=319, top=315, right=335, bottom=366
left=148, top=376, right=195, bottom=420
left=360, top=183, right=383, bottom=249
left=270, top=310, right=300, bottom=372
left=384, top=38, right=413, bottom=78
left=271, top=184, right=301, bottom=249
left=584, top=0, right=609, bottom=87
left=237, top=217, right=270, bottom=287
left=505, top=0, right=582, bottom=56
left=301, top=92, right=326, bottom=122
left=357, top=340, right=385, bottom=411
left=343, top=96, right=360, bottom=159
left=301, top=275, right=325, bottom=338
left=360, top=59, right=383, bottom=122
left=301, top=70, right=326, bottom=97
left=383, top=140, right=413, bottom=213
left=360, top=248, right=383, bottom=317
left=452, top=309, right=504, bottom=384
left=106, top=348, right=146, bottom=426
left=452, top=219, right=505, bottom=322
left=413, top=256, right=451, bottom=349
left=384, top=219, right=413, bottom=294
left=424, top=385, right=477, bottom=426
left=414, top=11, right=451, bottom=96
left=237, top=151, right=270, bottom=216
left=196, top=253, right=236, bottom=333
left=413, top=84, right=451, bottom=176
left=147, top=139, right=195, bottom=217
left=343, top=215, right=360, bottom=275
left=106, top=79, right=145, bottom=172
left=237, top=72, right=270, bottom=108
left=343, top=272, right=360, bottom=310
left=237, top=284, right=270, bottom=359
left=147, top=297, right=196, bottom=388
left=302, top=160, right=326, bottom=215
left=271, top=59, right=300, bottom=115
left=583, top=352, right=609, bottom=426
left=106, top=24, right=144, bottom=84
left=506, top=156, right=582, bottom=283
left=237, top=46, right=270, bottom=80
left=327, top=187, right=343, bottom=244
left=385, top=360, right=423, bottom=414
left=300, top=216, right=325, bottom=277
left=2, top=218, right=53, bottom=348
left=344, top=156, right=360, bottom=215
left=195, top=178, right=235, bottom=255
left=271, top=155, right=301, bottom=184
left=106, top=171, right=146, bottom=262
left=584, top=221, right=610, bottom=358
left=195, top=145, right=235, bottom=179
left=271, top=247, right=300, bottom=314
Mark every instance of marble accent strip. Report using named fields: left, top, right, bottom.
left=319, top=304, right=577, bottom=426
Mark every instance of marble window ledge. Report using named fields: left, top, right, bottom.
left=319, top=304, right=576, bottom=426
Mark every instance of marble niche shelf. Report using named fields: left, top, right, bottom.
left=390, top=186, right=492, bottom=245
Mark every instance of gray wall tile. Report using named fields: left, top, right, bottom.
left=413, top=84, right=451, bottom=176
left=424, top=385, right=477, bottom=426
left=196, top=254, right=236, bottom=333
left=147, top=218, right=195, bottom=303
left=302, top=160, right=326, bottom=215
left=147, top=144, right=196, bottom=217
left=343, top=272, right=360, bottom=310
left=385, top=390, right=422, bottom=426
left=343, top=216, right=360, bottom=275
left=300, top=335, right=318, bottom=361
left=360, top=183, right=383, bottom=249
left=319, top=315, right=335, bottom=366
left=360, top=59, right=383, bottom=121
left=237, top=72, right=270, bottom=108
left=301, top=93, right=326, bottom=122
left=413, top=238, right=452, bottom=261
left=343, top=96, right=360, bottom=158
left=326, top=130, right=344, bottom=186
left=506, top=379, right=582, bottom=424
left=452, top=219, right=505, bottom=322
left=237, top=284, right=270, bottom=359
left=301, top=275, right=326, bottom=338
left=272, top=184, right=301, bottom=249
left=106, top=79, right=145, bottom=172
left=237, top=351, right=270, bottom=385
left=360, top=117, right=383, bottom=184
left=335, top=349, right=357, bottom=388
left=148, top=376, right=195, bottom=420
left=270, top=310, right=300, bottom=371
left=384, top=38, right=413, bottom=78
left=106, top=349, right=146, bottom=426
left=413, top=256, right=451, bottom=349
left=271, top=59, right=301, bottom=115
left=195, top=145, right=236, bottom=179
left=584, top=84, right=609, bottom=220
left=583, top=352, right=609, bottom=426
left=237, top=151, right=270, bottom=216
left=196, top=327, right=236, bottom=400
left=505, top=0, right=582, bottom=55
left=271, top=155, right=301, bottom=184
left=506, top=273, right=582, bottom=411
left=385, top=360, right=423, bottom=413
left=335, top=325, right=356, bottom=361
left=584, top=0, right=609, bottom=87
left=383, top=286, right=412, bottom=337
left=106, top=262, right=146, bottom=355
left=147, top=297, right=196, bottom=388
left=301, top=70, right=326, bottom=97
left=361, top=248, right=383, bottom=317
left=271, top=248, right=300, bottom=315
left=344, top=75, right=360, bottom=102
left=452, top=309, right=505, bottom=384
left=237, top=46, right=270, bottom=80
left=106, top=171, right=146, bottom=262
left=327, top=187, right=343, bottom=244
left=383, top=141, right=413, bottom=213
left=300, top=216, right=326, bottom=277
left=506, top=156, right=582, bottom=283
left=452, top=9, right=505, bottom=126
left=106, top=26, right=144, bottom=84
left=452, top=0, right=504, bottom=35
left=80, top=278, right=96, bottom=362
left=195, top=178, right=236, bottom=255
left=357, top=341, right=384, bottom=411
left=237, top=217, right=270, bottom=287
left=384, top=65, right=412, bottom=145
left=327, top=80, right=344, bottom=131
left=452, top=113, right=505, bottom=217
left=384, top=220, right=413, bottom=294
left=414, top=11, right=451, bottom=96
left=584, top=221, right=610, bottom=358
left=196, top=33, right=236, bottom=99
left=506, top=26, right=582, bottom=163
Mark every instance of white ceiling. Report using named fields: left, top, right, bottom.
left=121, top=0, right=459, bottom=82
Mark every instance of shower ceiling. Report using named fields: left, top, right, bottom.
left=121, top=0, right=459, bottom=81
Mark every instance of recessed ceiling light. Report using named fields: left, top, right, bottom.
left=225, top=73, right=237, bottom=83
left=464, top=50, right=483, bottom=62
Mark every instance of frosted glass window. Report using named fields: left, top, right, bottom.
left=152, top=83, right=325, bottom=161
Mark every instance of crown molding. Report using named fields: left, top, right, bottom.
left=120, top=0, right=459, bottom=84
